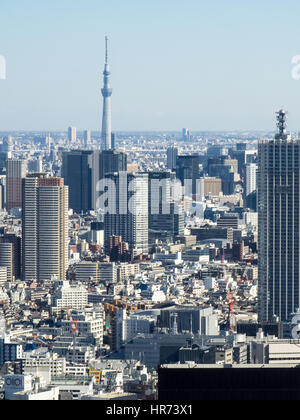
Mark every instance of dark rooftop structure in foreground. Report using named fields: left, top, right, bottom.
left=158, top=364, right=300, bottom=400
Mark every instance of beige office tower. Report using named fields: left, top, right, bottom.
left=84, top=130, right=91, bottom=146
left=22, top=175, right=69, bottom=282
left=199, top=177, right=222, bottom=199
left=6, top=159, right=27, bottom=212
left=68, top=126, right=77, bottom=143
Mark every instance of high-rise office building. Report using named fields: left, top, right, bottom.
left=111, top=133, right=116, bottom=150
left=62, top=150, right=94, bottom=213
left=176, top=155, right=201, bottom=196
left=167, top=147, right=178, bottom=171
left=63, top=149, right=128, bottom=213
left=0, top=137, right=12, bottom=173
left=104, top=172, right=148, bottom=254
left=0, top=233, right=21, bottom=281
left=207, top=145, right=228, bottom=158
left=83, top=130, right=91, bottom=147
left=101, top=37, right=113, bottom=151
left=6, top=159, right=27, bottom=212
left=148, top=172, right=184, bottom=239
left=207, top=156, right=238, bottom=195
left=92, top=149, right=127, bottom=210
left=0, top=243, right=13, bottom=282
left=0, top=137, right=12, bottom=154
left=231, top=145, right=257, bottom=181
left=258, top=110, right=300, bottom=321
left=68, top=126, right=77, bottom=143
left=22, top=175, right=69, bottom=282
left=245, top=163, right=257, bottom=197
left=99, top=149, right=127, bottom=180
left=182, top=128, right=191, bottom=142
left=0, top=176, right=5, bottom=210
left=28, top=157, right=43, bottom=174
left=198, top=177, right=222, bottom=199
left=0, top=153, right=7, bottom=174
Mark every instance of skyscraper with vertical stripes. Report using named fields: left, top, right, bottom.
left=22, top=174, right=69, bottom=282
left=101, top=36, right=113, bottom=151
left=258, top=110, right=300, bottom=321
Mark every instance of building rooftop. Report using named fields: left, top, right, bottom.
left=159, top=363, right=300, bottom=369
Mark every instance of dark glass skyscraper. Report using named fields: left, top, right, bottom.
left=99, top=150, right=127, bottom=180
left=258, top=110, right=300, bottom=321
left=176, top=155, right=200, bottom=196
left=62, top=150, right=94, bottom=213
left=167, top=147, right=178, bottom=171
left=62, top=150, right=127, bottom=214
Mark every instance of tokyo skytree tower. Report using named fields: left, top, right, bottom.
left=101, top=36, right=113, bottom=150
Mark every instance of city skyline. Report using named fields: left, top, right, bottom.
left=2, top=1, right=300, bottom=404
left=2, top=1, right=300, bottom=132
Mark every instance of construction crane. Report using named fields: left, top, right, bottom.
left=221, top=254, right=226, bottom=277
left=227, top=291, right=235, bottom=331
left=68, top=311, right=78, bottom=365
left=221, top=254, right=230, bottom=290
left=32, top=333, right=53, bottom=350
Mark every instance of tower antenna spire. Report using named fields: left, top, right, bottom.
left=105, top=36, right=109, bottom=65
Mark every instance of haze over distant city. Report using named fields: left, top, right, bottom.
left=1, top=0, right=300, bottom=131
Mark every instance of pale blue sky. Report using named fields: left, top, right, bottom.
left=1, top=0, right=300, bottom=131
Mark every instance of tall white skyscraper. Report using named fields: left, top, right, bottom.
left=84, top=129, right=91, bottom=146
left=68, top=126, right=77, bottom=143
left=245, top=163, right=257, bottom=197
left=22, top=174, right=69, bottom=282
left=101, top=37, right=113, bottom=151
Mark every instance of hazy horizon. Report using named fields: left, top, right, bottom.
left=0, top=129, right=283, bottom=135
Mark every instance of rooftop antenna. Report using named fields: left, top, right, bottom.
left=276, top=109, right=288, bottom=136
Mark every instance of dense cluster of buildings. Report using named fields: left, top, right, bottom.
left=1, top=41, right=300, bottom=401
